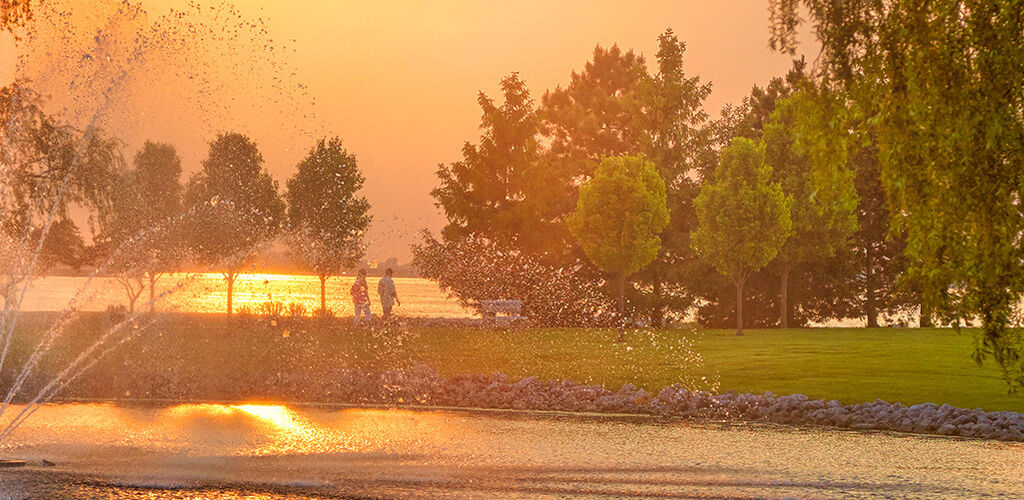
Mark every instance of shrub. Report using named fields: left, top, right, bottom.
left=259, top=300, right=285, bottom=318
left=105, top=304, right=128, bottom=324
left=412, top=232, right=614, bottom=327
left=286, top=302, right=307, bottom=319
left=235, top=305, right=254, bottom=320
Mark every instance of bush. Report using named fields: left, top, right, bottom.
left=259, top=300, right=285, bottom=319
left=286, top=302, right=307, bottom=319
left=312, top=307, right=335, bottom=319
left=105, top=304, right=128, bottom=324
left=412, top=232, right=614, bottom=327
left=235, top=305, right=254, bottom=321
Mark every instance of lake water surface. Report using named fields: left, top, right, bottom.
left=18, top=274, right=474, bottom=318
left=0, top=403, right=1022, bottom=498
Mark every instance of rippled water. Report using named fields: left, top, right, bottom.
left=18, top=274, right=473, bottom=318
left=0, top=403, right=1022, bottom=498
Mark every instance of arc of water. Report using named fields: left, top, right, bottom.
left=0, top=207, right=202, bottom=420
left=0, top=269, right=199, bottom=441
left=0, top=3, right=157, bottom=416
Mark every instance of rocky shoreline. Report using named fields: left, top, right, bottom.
left=115, top=363, right=1024, bottom=442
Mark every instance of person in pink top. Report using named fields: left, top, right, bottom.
left=350, top=269, right=372, bottom=325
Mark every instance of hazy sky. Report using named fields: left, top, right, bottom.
left=4, top=1, right=815, bottom=261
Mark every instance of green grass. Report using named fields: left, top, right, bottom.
left=5, top=313, right=1022, bottom=412
left=409, top=327, right=1023, bottom=412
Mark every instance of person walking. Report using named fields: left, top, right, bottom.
left=378, top=267, right=400, bottom=322
left=351, top=269, right=372, bottom=325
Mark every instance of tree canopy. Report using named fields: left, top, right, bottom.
left=770, top=0, right=1024, bottom=389
left=286, top=137, right=371, bottom=312
left=568, top=154, right=669, bottom=337
left=184, top=132, right=284, bottom=315
left=692, top=138, right=792, bottom=334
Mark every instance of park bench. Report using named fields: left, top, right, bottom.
left=478, top=299, right=528, bottom=329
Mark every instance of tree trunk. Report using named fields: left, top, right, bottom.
left=319, top=275, right=328, bottom=313
left=735, top=276, right=745, bottom=336
left=779, top=261, right=791, bottom=329
left=919, top=300, right=933, bottom=328
left=617, top=272, right=626, bottom=343
left=651, top=273, right=663, bottom=328
left=226, top=272, right=235, bottom=316
left=864, top=244, right=879, bottom=328
left=148, top=272, right=156, bottom=314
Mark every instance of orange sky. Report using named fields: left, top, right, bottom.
left=3, top=0, right=816, bottom=261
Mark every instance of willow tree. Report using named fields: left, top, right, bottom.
left=568, top=154, right=669, bottom=341
left=771, top=0, right=1024, bottom=389
left=692, top=138, right=791, bottom=335
left=286, top=137, right=370, bottom=313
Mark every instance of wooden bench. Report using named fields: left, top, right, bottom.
left=478, top=299, right=528, bottom=328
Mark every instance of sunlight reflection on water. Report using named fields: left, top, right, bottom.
left=18, top=273, right=473, bottom=317
left=1, top=403, right=1023, bottom=498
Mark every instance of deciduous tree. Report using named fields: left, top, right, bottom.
left=568, top=155, right=669, bottom=341
left=95, top=141, right=185, bottom=312
left=692, top=138, right=791, bottom=335
left=184, top=132, right=284, bottom=316
left=286, top=137, right=371, bottom=313
left=771, top=0, right=1024, bottom=389
left=762, top=90, right=858, bottom=327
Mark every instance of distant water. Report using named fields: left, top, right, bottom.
left=0, top=403, right=1022, bottom=498
left=17, top=273, right=475, bottom=318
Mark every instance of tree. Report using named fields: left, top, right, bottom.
left=432, top=73, right=566, bottom=255
left=0, top=0, right=33, bottom=34
left=286, top=137, right=371, bottom=313
left=762, top=90, right=858, bottom=327
left=0, top=81, right=121, bottom=312
left=412, top=231, right=613, bottom=327
left=184, top=132, right=284, bottom=316
left=34, top=218, right=85, bottom=271
left=631, top=28, right=712, bottom=327
left=94, top=141, right=185, bottom=313
left=771, top=1, right=1024, bottom=389
left=692, top=138, right=792, bottom=335
left=568, top=155, right=669, bottom=341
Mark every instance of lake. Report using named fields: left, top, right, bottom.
left=0, top=403, right=1022, bottom=498
left=17, top=273, right=475, bottom=318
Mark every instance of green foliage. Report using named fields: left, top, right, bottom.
left=692, top=138, right=792, bottom=282
left=94, top=141, right=185, bottom=311
left=630, top=29, right=713, bottom=326
left=184, top=132, right=284, bottom=314
left=412, top=232, right=613, bottom=327
left=286, top=137, right=370, bottom=277
left=184, top=132, right=285, bottom=270
left=771, top=0, right=1024, bottom=390
left=542, top=44, right=648, bottom=170
left=762, top=90, right=858, bottom=325
left=34, top=218, right=85, bottom=271
left=0, top=1, right=33, bottom=34
left=0, top=82, right=122, bottom=235
left=568, top=155, right=669, bottom=280
left=432, top=73, right=569, bottom=257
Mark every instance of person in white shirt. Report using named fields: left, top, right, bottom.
left=377, top=267, right=400, bottom=321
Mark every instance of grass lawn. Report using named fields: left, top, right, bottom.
left=409, top=327, right=1023, bottom=412
left=6, top=313, right=1022, bottom=412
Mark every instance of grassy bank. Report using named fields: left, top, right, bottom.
left=4, top=312, right=1021, bottom=412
